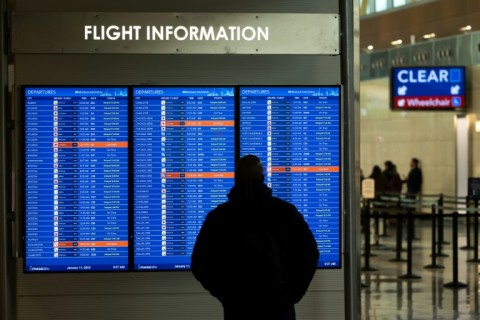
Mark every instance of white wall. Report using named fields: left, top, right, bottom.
left=360, top=66, right=480, bottom=197
left=360, top=78, right=457, bottom=196
left=471, top=66, right=480, bottom=178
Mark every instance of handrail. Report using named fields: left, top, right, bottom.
left=442, top=195, right=468, bottom=202
left=365, top=194, right=471, bottom=211
left=443, top=199, right=468, bottom=205
left=420, top=194, right=443, bottom=198
left=433, top=206, right=478, bottom=213
left=361, top=200, right=478, bottom=289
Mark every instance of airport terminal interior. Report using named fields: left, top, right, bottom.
left=360, top=0, right=480, bottom=319
left=2, top=0, right=480, bottom=319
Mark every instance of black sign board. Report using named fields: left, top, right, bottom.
left=468, top=178, right=480, bottom=201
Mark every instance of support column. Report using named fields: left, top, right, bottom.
left=0, top=0, right=15, bottom=319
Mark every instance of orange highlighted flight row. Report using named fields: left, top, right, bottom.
left=54, top=241, right=128, bottom=248
left=160, top=121, right=234, bottom=127
left=270, top=166, right=339, bottom=173
left=53, top=142, right=128, bottom=148
left=163, top=172, right=234, bottom=179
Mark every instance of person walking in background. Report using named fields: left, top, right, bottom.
left=383, top=160, right=403, bottom=195
left=406, top=158, right=423, bottom=200
left=191, top=155, right=319, bottom=320
left=369, top=165, right=388, bottom=199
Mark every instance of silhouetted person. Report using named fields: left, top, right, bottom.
left=369, top=165, right=388, bottom=198
left=191, top=155, right=319, bottom=320
left=383, top=160, right=402, bottom=195
left=406, top=158, right=423, bottom=200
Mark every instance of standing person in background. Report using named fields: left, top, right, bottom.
left=406, top=158, right=423, bottom=200
left=369, top=165, right=388, bottom=199
left=383, top=161, right=403, bottom=195
left=191, top=155, right=319, bottom=320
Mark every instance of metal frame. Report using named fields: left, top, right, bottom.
left=3, top=1, right=359, bottom=319
left=1, top=0, right=16, bottom=319
left=11, top=12, right=340, bottom=55
left=361, top=31, right=480, bottom=81
left=341, top=0, right=361, bottom=318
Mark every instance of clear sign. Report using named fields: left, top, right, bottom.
left=391, top=66, right=466, bottom=110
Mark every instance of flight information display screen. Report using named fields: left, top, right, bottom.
left=24, top=87, right=129, bottom=272
left=240, top=86, right=341, bottom=268
left=133, top=87, right=235, bottom=270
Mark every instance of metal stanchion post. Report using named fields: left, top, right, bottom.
left=362, top=200, right=377, bottom=272
left=467, top=198, right=480, bottom=263
left=438, top=194, right=450, bottom=245
left=425, top=204, right=444, bottom=269
left=380, top=210, right=389, bottom=238
left=409, top=197, right=420, bottom=241
left=461, top=196, right=473, bottom=250
left=389, top=210, right=406, bottom=262
left=444, top=212, right=468, bottom=289
left=436, top=195, right=449, bottom=257
left=399, top=209, right=421, bottom=279
left=372, top=208, right=381, bottom=247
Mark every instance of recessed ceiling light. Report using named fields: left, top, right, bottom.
left=390, top=39, right=403, bottom=46
left=423, top=33, right=436, bottom=39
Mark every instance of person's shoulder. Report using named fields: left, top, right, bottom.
left=270, top=196, right=291, bottom=205
left=270, top=196, right=300, bottom=213
left=203, top=201, right=232, bottom=221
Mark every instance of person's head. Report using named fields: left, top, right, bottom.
left=411, top=158, right=419, bottom=169
left=384, top=160, right=394, bottom=171
left=235, top=155, right=264, bottom=182
left=371, top=165, right=382, bottom=177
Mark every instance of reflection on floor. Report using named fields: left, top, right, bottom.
left=361, top=218, right=480, bottom=320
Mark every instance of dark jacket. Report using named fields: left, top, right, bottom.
left=383, top=168, right=402, bottom=194
left=407, top=167, right=423, bottom=194
left=369, top=169, right=388, bottom=197
left=191, top=181, right=319, bottom=320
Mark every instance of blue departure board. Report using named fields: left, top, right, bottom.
left=239, top=86, right=341, bottom=268
left=133, top=87, right=235, bottom=270
left=24, top=87, right=130, bottom=272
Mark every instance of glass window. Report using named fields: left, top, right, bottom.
left=375, top=0, right=388, bottom=11
left=360, top=0, right=375, bottom=15
left=361, top=0, right=428, bottom=16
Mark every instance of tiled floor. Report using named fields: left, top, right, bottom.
left=361, top=217, right=480, bottom=320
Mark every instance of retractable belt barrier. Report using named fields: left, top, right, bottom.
left=361, top=195, right=479, bottom=289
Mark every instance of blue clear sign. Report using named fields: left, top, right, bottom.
left=391, top=66, right=466, bottom=110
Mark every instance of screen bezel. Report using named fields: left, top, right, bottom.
left=238, top=85, right=343, bottom=269
left=20, top=84, right=343, bottom=273
left=390, top=65, right=467, bottom=111
left=131, top=85, right=237, bottom=272
left=22, top=85, right=131, bottom=273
